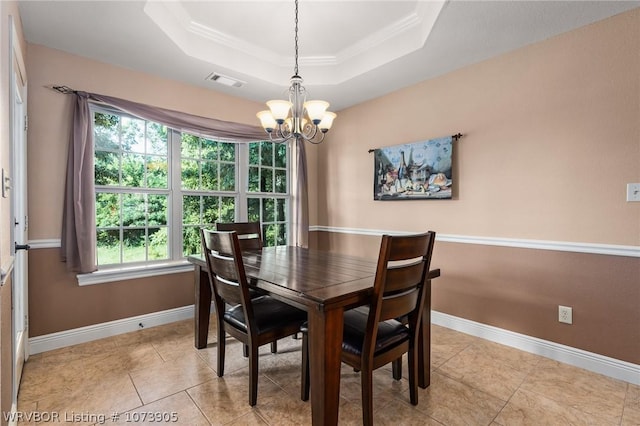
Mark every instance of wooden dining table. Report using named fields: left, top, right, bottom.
left=188, top=246, right=440, bottom=425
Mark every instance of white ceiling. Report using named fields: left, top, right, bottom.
left=18, top=0, right=640, bottom=112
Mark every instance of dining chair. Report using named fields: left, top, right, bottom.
left=216, top=221, right=263, bottom=251
left=300, top=231, right=436, bottom=425
left=201, top=229, right=307, bottom=406
left=214, top=221, right=284, bottom=350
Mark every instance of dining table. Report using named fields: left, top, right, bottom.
left=188, top=246, right=440, bottom=425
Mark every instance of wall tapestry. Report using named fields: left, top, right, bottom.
left=373, top=135, right=453, bottom=200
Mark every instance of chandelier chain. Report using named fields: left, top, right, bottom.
left=256, top=0, right=335, bottom=144
left=294, top=0, right=299, bottom=76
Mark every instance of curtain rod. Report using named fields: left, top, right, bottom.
left=367, top=133, right=463, bottom=153
left=51, top=85, right=77, bottom=94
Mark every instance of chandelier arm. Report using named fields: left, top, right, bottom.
left=303, top=130, right=325, bottom=144
left=268, top=131, right=292, bottom=144
left=276, top=123, right=292, bottom=140
left=298, top=125, right=325, bottom=144
left=303, top=123, right=319, bottom=139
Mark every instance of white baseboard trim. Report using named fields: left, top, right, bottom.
left=432, top=310, right=640, bottom=386
left=8, top=402, right=17, bottom=426
left=28, top=304, right=638, bottom=386
left=28, top=305, right=196, bottom=355
left=310, top=226, right=640, bottom=258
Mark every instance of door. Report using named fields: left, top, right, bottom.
left=10, top=16, right=28, bottom=406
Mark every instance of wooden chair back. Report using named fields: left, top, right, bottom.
left=216, top=222, right=263, bottom=251
left=200, top=229, right=254, bottom=325
left=365, top=231, right=436, bottom=365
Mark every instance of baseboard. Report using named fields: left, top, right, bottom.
left=28, top=305, right=196, bottom=355
left=8, top=402, right=17, bottom=426
left=432, top=311, right=640, bottom=386
left=27, top=305, right=638, bottom=386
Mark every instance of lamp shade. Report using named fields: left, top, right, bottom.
left=267, top=100, right=293, bottom=122
left=318, top=111, right=337, bottom=131
left=304, top=100, right=329, bottom=124
left=256, top=110, right=277, bottom=131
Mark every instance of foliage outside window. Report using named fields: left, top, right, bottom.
left=94, top=112, right=170, bottom=265
left=93, top=108, right=289, bottom=268
left=181, top=133, right=236, bottom=257
left=248, top=142, right=288, bottom=246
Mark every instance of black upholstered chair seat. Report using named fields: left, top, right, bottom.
left=341, top=307, right=409, bottom=356
left=225, top=296, right=307, bottom=335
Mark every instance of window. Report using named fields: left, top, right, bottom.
left=179, top=132, right=238, bottom=257
left=247, top=142, right=288, bottom=246
left=93, top=108, right=289, bottom=269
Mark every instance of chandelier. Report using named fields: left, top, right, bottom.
left=256, top=0, right=336, bottom=144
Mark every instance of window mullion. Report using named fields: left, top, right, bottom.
left=286, top=140, right=293, bottom=246
left=169, top=129, right=183, bottom=259
left=237, top=143, right=248, bottom=222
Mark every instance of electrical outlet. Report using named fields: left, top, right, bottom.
left=559, top=305, right=572, bottom=324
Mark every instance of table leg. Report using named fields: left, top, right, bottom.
left=419, top=279, right=432, bottom=388
left=194, top=264, right=212, bottom=349
left=308, top=306, right=343, bottom=426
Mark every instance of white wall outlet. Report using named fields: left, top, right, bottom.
left=559, top=305, right=573, bottom=324
left=627, top=183, right=640, bottom=202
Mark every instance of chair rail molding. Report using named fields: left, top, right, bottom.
left=309, top=226, right=640, bottom=258
left=28, top=234, right=640, bottom=257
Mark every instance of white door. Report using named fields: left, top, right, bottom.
left=10, top=16, right=28, bottom=404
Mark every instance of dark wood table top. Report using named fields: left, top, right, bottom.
left=189, top=245, right=439, bottom=308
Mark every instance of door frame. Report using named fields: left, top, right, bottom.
left=9, top=14, right=28, bottom=408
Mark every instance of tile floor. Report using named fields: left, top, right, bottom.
left=17, top=317, right=640, bottom=425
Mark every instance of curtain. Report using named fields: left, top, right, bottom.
left=61, top=93, right=97, bottom=273
left=292, top=138, right=309, bottom=248
left=61, top=91, right=310, bottom=272
left=83, top=92, right=266, bottom=142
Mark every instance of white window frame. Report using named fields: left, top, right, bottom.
left=79, top=107, right=291, bottom=286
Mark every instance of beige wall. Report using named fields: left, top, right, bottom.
left=28, top=249, right=193, bottom=336
left=312, top=10, right=640, bottom=364
left=316, top=9, right=639, bottom=245
left=314, top=232, right=639, bottom=364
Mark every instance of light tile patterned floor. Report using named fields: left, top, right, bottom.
left=17, top=317, right=640, bottom=425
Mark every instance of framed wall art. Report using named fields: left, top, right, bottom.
left=373, top=134, right=457, bottom=200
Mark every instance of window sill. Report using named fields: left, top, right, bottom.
left=77, top=260, right=194, bottom=286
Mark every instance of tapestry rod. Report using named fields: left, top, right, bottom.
left=367, top=133, right=462, bottom=153
left=51, top=85, right=77, bottom=94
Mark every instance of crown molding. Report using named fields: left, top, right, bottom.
left=143, top=0, right=445, bottom=85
